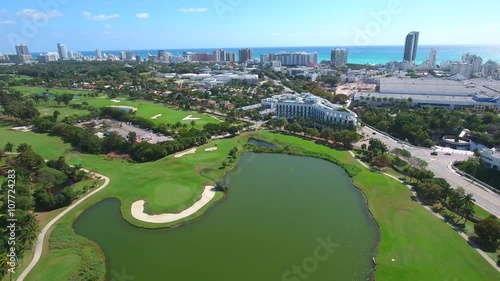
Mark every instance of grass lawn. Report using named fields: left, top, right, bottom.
left=10, top=129, right=499, bottom=281
left=73, top=97, right=222, bottom=129
left=0, top=118, right=71, bottom=159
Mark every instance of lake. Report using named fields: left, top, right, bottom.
left=73, top=153, right=378, bottom=280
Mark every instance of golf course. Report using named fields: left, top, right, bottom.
left=1, top=118, right=499, bottom=280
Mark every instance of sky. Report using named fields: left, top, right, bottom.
left=0, top=0, right=499, bottom=53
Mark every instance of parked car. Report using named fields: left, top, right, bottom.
left=431, top=151, right=438, bottom=156
left=372, top=132, right=376, bottom=135
left=444, top=152, right=452, bottom=155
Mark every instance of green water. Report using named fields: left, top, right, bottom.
left=73, top=153, right=379, bottom=281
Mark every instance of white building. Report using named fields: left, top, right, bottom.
left=481, top=148, right=500, bottom=171
left=262, top=93, right=357, bottom=126
left=57, top=43, right=68, bottom=60
left=330, top=48, right=348, bottom=67
left=482, top=60, right=498, bottom=78
left=462, top=53, right=483, bottom=74
left=428, top=48, right=437, bottom=68
left=274, top=52, right=318, bottom=66
left=96, top=49, right=102, bottom=59
left=225, top=52, right=236, bottom=63
left=213, top=49, right=226, bottom=62
left=38, top=52, right=59, bottom=63
left=450, top=62, right=473, bottom=78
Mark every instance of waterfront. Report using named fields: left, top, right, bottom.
left=73, top=153, right=378, bottom=281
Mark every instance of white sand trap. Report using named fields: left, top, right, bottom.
left=131, top=186, right=216, bottom=223
left=110, top=99, right=121, bottom=103
left=182, top=115, right=201, bottom=121
left=109, top=105, right=138, bottom=112
left=205, top=147, right=218, bottom=152
left=151, top=114, right=162, bottom=119
left=174, top=148, right=196, bottom=158
left=11, top=126, right=33, bottom=132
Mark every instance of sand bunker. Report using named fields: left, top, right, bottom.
left=130, top=186, right=216, bottom=223
left=110, top=99, right=121, bottom=103
left=109, top=105, right=138, bottom=112
left=151, top=114, right=162, bottom=119
left=174, top=148, right=196, bottom=158
left=182, top=115, right=201, bottom=121
left=11, top=126, right=33, bottom=132
left=205, top=147, right=218, bottom=152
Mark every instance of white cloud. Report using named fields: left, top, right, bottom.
left=82, top=11, right=119, bottom=21
left=104, top=24, right=112, bottom=29
left=0, top=20, right=15, bottom=25
left=16, top=9, right=63, bottom=20
left=179, top=7, right=208, bottom=13
left=136, top=13, right=149, bottom=19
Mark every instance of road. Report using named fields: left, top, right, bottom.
left=359, top=126, right=500, bottom=218
left=17, top=170, right=110, bottom=281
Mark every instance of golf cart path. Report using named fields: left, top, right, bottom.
left=130, top=185, right=216, bottom=223
left=348, top=151, right=499, bottom=271
left=17, top=170, right=111, bottom=281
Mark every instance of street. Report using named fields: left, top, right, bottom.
left=358, top=126, right=500, bottom=218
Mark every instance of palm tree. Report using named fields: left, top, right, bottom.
left=190, top=120, right=196, bottom=129
left=440, top=185, right=453, bottom=203
left=4, top=142, right=13, bottom=153
left=16, top=143, right=31, bottom=153
left=52, top=110, right=60, bottom=120
left=460, top=193, right=476, bottom=223
left=0, top=252, right=12, bottom=281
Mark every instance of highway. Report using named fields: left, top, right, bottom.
left=358, top=125, right=500, bottom=218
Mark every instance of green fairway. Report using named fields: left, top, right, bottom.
left=0, top=119, right=71, bottom=159
left=9, top=129, right=498, bottom=281
left=73, top=98, right=222, bottom=128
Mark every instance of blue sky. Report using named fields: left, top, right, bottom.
left=0, top=0, right=499, bottom=52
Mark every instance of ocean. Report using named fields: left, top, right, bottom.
left=77, top=45, right=500, bottom=65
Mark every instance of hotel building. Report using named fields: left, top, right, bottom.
left=262, top=93, right=357, bottom=126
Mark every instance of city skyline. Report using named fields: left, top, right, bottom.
left=1, top=0, right=499, bottom=52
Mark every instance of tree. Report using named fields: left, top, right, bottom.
left=368, top=138, right=388, bottom=157
left=474, top=215, right=500, bottom=248
left=361, top=143, right=367, bottom=151
left=215, top=178, right=229, bottom=192
left=127, top=131, right=137, bottom=145
left=460, top=193, right=476, bottom=223
left=52, top=110, right=60, bottom=120
left=372, top=154, right=391, bottom=168
left=190, top=120, right=196, bottom=129
left=16, top=143, right=32, bottom=153
left=3, top=142, right=13, bottom=153
left=320, top=128, right=335, bottom=143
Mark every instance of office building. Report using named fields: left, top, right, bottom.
left=135, top=54, right=142, bottom=62
left=260, top=53, right=274, bottom=64
left=158, top=50, right=170, bottom=62
left=57, top=43, right=68, bottom=60
left=239, top=48, right=253, bottom=63
left=274, top=52, right=318, bottom=66
left=262, top=93, right=357, bottom=126
left=428, top=48, right=437, bottom=68
left=481, top=149, right=500, bottom=171
left=119, top=51, right=126, bottom=60
left=96, top=49, right=102, bottom=59
left=213, top=49, right=226, bottom=62
left=330, top=48, right=348, bottom=67
left=226, top=52, right=236, bottom=63
left=403, top=31, right=419, bottom=62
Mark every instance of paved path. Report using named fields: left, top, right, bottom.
left=17, top=170, right=110, bottom=281
left=130, top=186, right=216, bottom=224
left=358, top=125, right=500, bottom=217
left=348, top=151, right=499, bottom=271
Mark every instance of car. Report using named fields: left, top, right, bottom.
left=444, top=152, right=452, bottom=155
left=431, top=151, right=438, bottom=156
left=372, top=132, right=376, bottom=135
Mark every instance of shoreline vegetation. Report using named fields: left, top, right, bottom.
left=8, top=130, right=500, bottom=281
